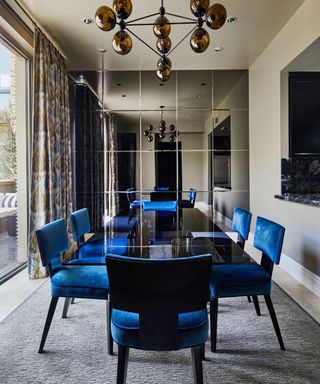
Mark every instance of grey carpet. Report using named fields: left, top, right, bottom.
left=0, top=282, right=319, bottom=384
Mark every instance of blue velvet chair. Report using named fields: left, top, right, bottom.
left=142, top=200, right=177, bottom=212
left=232, top=207, right=252, bottom=248
left=153, top=186, right=170, bottom=191
left=70, top=208, right=128, bottom=257
left=35, top=218, right=113, bottom=354
left=209, top=216, right=285, bottom=352
left=106, top=254, right=212, bottom=384
left=126, top=187, right=148, bottom=210
left=178, top=188, right=197, bottom=208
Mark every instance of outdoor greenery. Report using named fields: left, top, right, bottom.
left=0, top=107, right=17, bottom=181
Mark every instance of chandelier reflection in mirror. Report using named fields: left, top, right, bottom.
left=95, top=0, right=227, bottom=82
left=144, top=106, right=179, bottom=142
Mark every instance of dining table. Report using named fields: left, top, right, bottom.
left=64, top=208, right=253, bottom=266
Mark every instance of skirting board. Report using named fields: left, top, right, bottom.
left=248, top=233, right=320, bottom=298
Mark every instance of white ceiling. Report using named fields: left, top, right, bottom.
left=20, top=0, right=305, bottom=71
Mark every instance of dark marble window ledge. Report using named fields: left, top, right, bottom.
left=275, top=194, right=320, bottom=207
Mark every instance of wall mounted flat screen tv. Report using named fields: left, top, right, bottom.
left=289, top=72, right=320, bottom=157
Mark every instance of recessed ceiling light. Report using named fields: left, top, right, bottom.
left=196, top=94, right=201, bottom=98
left=201, top=83, right=206, bottom=86
left=227, top=16, right=237, bottom=23
left=121, top=94, right=126, bottom=97
left=117, top=83, right=122, bottom=87
left=83, top=18, right=93, bottom=24
left=98, top=48, right=107, bottom=53
left=214, top=46, right=223, bottom=52
left=159, top=83, right=164, bottom=86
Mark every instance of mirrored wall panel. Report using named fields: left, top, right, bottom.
left=70, top=69, right=249, bottom=227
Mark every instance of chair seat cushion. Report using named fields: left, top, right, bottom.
left=178, top=199, right=193, bottom=208
left=111, top=309, right=208, bottom=350
left=210, top=264, right=272, bottom=298
left=143, top=201, right=177, bottom=212
left=79, top=238, right=128, bottom=257
left=130, top=200, right=149, bottom=209
left=51, top=266, right=108, bottom=299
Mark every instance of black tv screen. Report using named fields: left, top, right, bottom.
left=289, top=72, right=320, bottom=157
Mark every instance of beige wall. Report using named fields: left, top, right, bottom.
left=249, top=0, right=320, bottom=276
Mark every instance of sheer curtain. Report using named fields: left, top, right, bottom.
left=107, top=114, right=119, bottom=218
left=28, top=28, right=73, bottom=279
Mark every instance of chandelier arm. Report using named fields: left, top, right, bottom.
left=126, top=12, right=160, bottom=24
left=166, top=12, right=197, bottom=22
left=127, top=21, right=196, bottom=26
left=125, top=27, right=162, bottom=57
left=167, top=26, right=197, bottom=56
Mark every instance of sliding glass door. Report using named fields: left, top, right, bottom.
left=0, top=38, right=30, bottom=283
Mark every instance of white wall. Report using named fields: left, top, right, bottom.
left=249, top=0, right=320, bottom=279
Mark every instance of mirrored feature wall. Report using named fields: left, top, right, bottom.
left=70, top=70, right=249, bottom=232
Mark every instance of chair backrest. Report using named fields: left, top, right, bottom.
left=70, top=208, right=91, bottom=244
left=154, top=186, right=170, bottom=191
left=188, top=188, right=197, bottom=206
left=106, top=254, right=212, bottom=350
left=254, top=216, right=285, bottom=267
left=36, top=218, right=69, bottom=269
left=126, top=187, right=136, bottom=204
left=232, top=207, right=252, bottom=246
left=150, top=191, right=176, bottom=201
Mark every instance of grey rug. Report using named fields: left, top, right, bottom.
left=0, top=282, right=319, bottom=384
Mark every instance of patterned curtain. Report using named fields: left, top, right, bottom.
left=107, top=114, right=119, bottom=217
left=28, top=28, right=73, bottom=279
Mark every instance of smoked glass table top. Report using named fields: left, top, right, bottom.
left=64, top=208, right=252, bottom=265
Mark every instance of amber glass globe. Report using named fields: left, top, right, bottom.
left=157, top=56, right=172, bottom=69
left=190, top=27, right=210, bottom=53
left=113, top=0, right=132, bottom=20
left=153, top=15, right=171, bottom=38
left=95, top=6, right=116, bottom=31
left=112, top=31, right=133, bottom=55
left=147, top=135, right=154, bottom=142
left=206, top=3, right=227, bottom=30
left=157, top=64, right=172, bottom=82
left=190, top=0, right=210, bottom=17
left=156, top=37, right=172, bottom=55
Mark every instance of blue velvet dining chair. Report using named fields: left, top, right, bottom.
left=178, top=188, right=197, bottom=208
left=35, top=218, right=113, bottom=354
left=209, top=216, right=285, bottom=352
left=70, top=208, right=128, bottom=257
left=106, top=254, right=212, bottom=384
left=153, top=186, right=170, bottom=191
left=126, top=187, right=149, bottom=210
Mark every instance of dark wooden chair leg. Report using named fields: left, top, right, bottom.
left=117, top=346, right=129, bottom=384
left=71, top=298, right=75, bottom=304
left=210, top=298, right=218, bottom=353
left=191, top=346, right=203, bottom=384
left=252, top=295, right=261, bottom=316
left=107, top=299, right=114, bottom=355
left=39, top=296, right=59, bottom=353
left=62, top=297, right=71, bottom=318
left=199, top=343, right=205, bottom=361
left=247, top=296, right=252, bottom=303
left=264, top=295, right=285, bottom=350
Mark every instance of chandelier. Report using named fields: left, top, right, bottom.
left=144, top=106, right=179, bottom=142
left=94, top=0, right=227, bottom=82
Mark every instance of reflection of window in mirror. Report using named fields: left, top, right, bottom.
left=213, top=115, right=231, bottom=189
